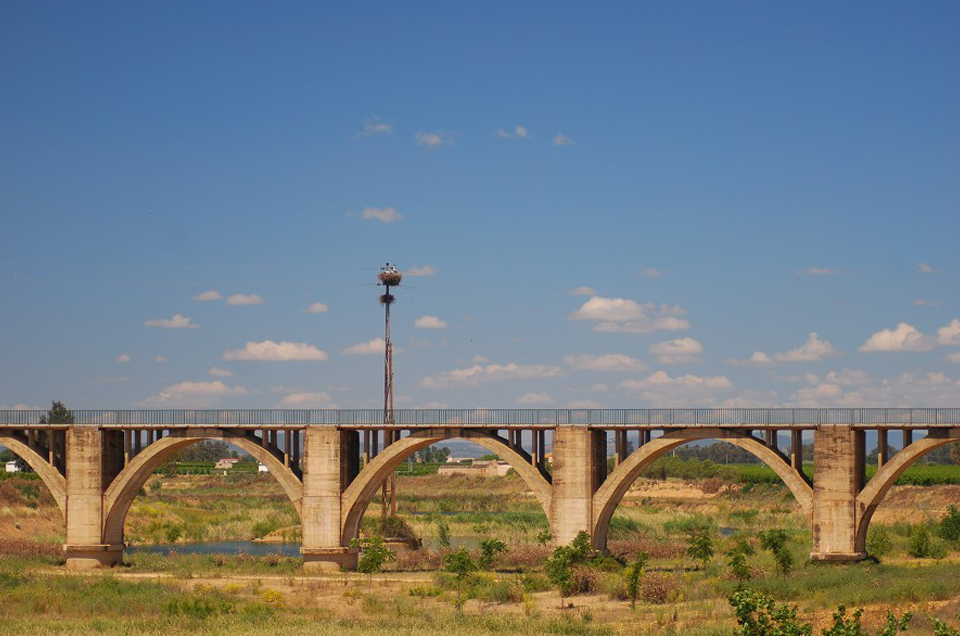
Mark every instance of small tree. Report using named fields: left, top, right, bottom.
left=545, top=531, right=592, bottom=608
left=938, top=505, right=960, bottom=544
left=726, top=537, right=754, bottom=582
left=626, top=552, right=649, bottom=608
left=478, top=538, right=507, bottom=570
left=686, top=529, right=715, bottom=570
left=729, top=587, right=812, bottom=636
left=40, top=401, right=75, bottom=425
left=760, top=529, right=794, bottom=576
left=444, top=546, right=477, bottom=610
left=435, top=514, right=451, bottom=549
left=349, top=536, right=395, bottom=575
left=536, top=529, right=553, bottom=546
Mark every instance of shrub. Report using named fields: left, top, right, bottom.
left=640, top=572, right=680, bottom=604
left=478, top=538, right=507, bottom=570
left=866, top=526, right=893, bottom=558
left=908, top=525, right=933, bottom=558
left=938, top=506, right=960, bottom=544
left=349, top=536, right=396, bottom=574
left=625, top=553, right=648, bottom=607
left=435, top=515, right=451, bottom=549
left=686, top=529, right=715, bottom=569
left=728, top=587, right=811, bottom=636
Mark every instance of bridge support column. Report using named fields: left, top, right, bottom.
left=810, top=426, right=866, bottom=562
left=550, top=427, right=605, bottom=548
left=64, top=427, right=122, bottom=569
left=301, top=427, right=358, bottom=572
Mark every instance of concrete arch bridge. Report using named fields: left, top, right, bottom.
left=1, top=408, right=958, bottom=570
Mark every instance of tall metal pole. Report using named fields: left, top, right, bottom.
left=378, top=264, right=402, bottom=518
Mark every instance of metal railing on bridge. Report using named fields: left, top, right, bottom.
left=2, top=408, right=960, bottom=427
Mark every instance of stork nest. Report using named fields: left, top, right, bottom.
left=378, top=271, right=403, bottom=286
left=379, top=293, right=395, bottom=305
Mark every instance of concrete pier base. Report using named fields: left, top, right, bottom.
left=810, top=426, right=867, bottom=562
left=64, top=544, right=124, bottom=570
left=302, top=547, right=359, bottom=572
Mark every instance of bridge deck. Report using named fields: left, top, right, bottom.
left=2, top=408, right=959, bottom=428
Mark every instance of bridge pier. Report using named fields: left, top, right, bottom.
left=64, top=427, right=122, bottom=569
left=810, top=426, right=867, bottom=562
left=550, top=427, right=605, bottom=547
left=301, top=427, right=359, bottom=572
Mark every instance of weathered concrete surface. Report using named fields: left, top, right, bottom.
left=65, top=427, right=121, bottom=569
left=301, top=428, right=354, bottom=571
left=550, top=428, right=605, bottom=546
left=811, top=426, right=866, bottom=561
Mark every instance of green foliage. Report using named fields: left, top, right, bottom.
left=866, top=526, right=893, bottom=558
left=415, top=445, right=451, bottom=463
left=536, top=529, right=554, bottom=546
left=908, top=525, right=933, bottom=558
left=876, top=611, right=913, bottom=636
left=728, top=587, right=812, bottom=636
left=727, top=536, right=755, bottom=582
left=545, top=531, right=593, bottom=605
left=686, top=529, right=715, bottom=569
left=349, top=536, right=396, bottom=574
left=938, top=505, right=960, bottom=543
left=39, top=400, right=75, bottom=424
left=933, top=618, right=960, bottom=636
left=443, top=547, right=478, bottom=610
left=760, top=529, right=794, bottom=576
left=435, top=514, right=451, bottom=549
left=163, top=597, right=234, bottom=618
left=164, top=524, right=182, bottom=543
left=625, top=552, right=648, bottom=608
left=251, top=517, right=282, bottom=539
left=821, top=604, right=865, bottom=636
left=478, top=538, right=507, bottom=570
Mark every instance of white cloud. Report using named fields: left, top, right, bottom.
left=415, top=131, right=456, bottom=148
left=356, top=116, right=392, bottom=137
left=553, top=133, right=574, bottom=146
left=789, top=371, right=960, bottom=408
left=641, top=268, right=665, bottom=279
left=0, top=403, right=43, bottom=410
left=144, top=314, right=199, bottom=329
left=620, top=371, right=733, bottom=406
left=275, top=391, right=338, bottom=408
left=135, top=380, right=247, bottom=407
left=937, top=319, right=960, bottom=346
left=517, top=392, right=554, bottom=405
left=566, top=286, right=596, bottom=296
left=859, top=322, right=937, bottom=353
left=342, top=338, right=386, bottom=356
left=823, top=369, right=873, bottom=386
left=569, top=296, right=690, bottom=334
left=361, top=206, right=403, bottom=223
left=223, top=340, right=329, bottom=361
left=420, top=362, right=564, bottom=389
left=470, top=355, right=491, bottom=364
left=406, top=264, right=437, bottom=276
left=496, top=125, right=530, bottom=140
left=649, top=337, right=703, bottom=364
left=117, top=354, right=131, bottom=363
left=192, top=290, right=222, bottom=301
left=415, top=315, right=448, bottom=329
left=226, top=293, right=264, bottom=305
left=918, top=262, right=936, bottom=274
left=564, top=353, right=648, bottom=373
left=797, top=267, right=841, bottom=276
left=208, top=367, right=232, bottom=377
left=913, top=299, right=941, bottom=307
left=156, top=356, right=166, bottom=363
left=774, top=332, right=840, bottom=362
left=726, top=351, right=775, bottom=367
left=307, top=302, right=329, bottom=314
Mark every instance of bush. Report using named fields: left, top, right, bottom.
left=478, top=538, right=507, bottom=570
left=728, top=587, right=811, bottom=636
left=866, top=526, right=893, bottom=558
left=640, top=572, right=680, bottom=604
left=938, top=506, right=960, bottom=544
left=908, top=525, right=933, bottom=558
left=350, top=536, right=396, bottom=574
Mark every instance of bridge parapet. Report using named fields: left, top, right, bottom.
left=2, top=408, right=960, bottom=428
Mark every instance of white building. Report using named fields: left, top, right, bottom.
left=5, top=460, right=20, bottom=473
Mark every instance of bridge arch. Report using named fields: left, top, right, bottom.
left=856, top=428, right=960, bottom=551
left=340, top=428, right=552, bottom=544
left=592, top=428, right=813, bottom=549
left=102, top=429, right=303, bottom=546
left=0, top=433, right=66, bottom=517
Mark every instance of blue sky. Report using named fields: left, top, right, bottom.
left=1, top=1, right=958, bottom=412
